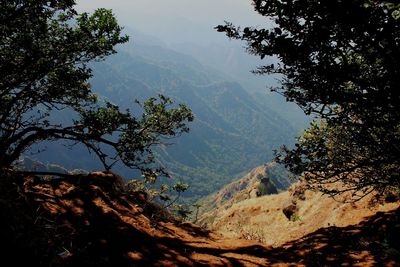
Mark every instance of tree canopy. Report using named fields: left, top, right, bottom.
left=0, top=1, right=193, bottom=179
left=217, top=0, right=400, bottom=199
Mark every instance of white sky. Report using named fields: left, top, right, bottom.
left=76, top=0, right=267, bottom=45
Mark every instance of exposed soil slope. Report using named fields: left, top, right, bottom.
left=200, top=183, right=400, bottom=259
left=0, top=171, right=273, bottom=267
left=1, top=171, right=399, bottom=266
left=197, top=163, right=290, bottom=225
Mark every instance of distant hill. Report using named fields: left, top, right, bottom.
left=31, top=39, right=299, bottom=199
left=172, top=42, right=312, bottom=132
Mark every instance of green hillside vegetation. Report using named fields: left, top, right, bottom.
left=90, top=48, right=298, bottom=197
left=172, top=42, right=311, bottom=132
left=32, top=41, right=298, bottom=199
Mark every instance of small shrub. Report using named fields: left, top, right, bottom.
left=290, top=213, right=302, bottom=222
left=239, top=227, right=266, bottom=243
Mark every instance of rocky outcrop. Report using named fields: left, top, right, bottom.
left=197, top=162, right=291, bottom=226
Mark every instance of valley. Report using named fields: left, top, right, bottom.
left=30, top=33, right=306, bottom=199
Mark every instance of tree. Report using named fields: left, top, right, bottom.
left=0, top=1, right=193, bottom=179
left=217, top=0, right=400, bottom=199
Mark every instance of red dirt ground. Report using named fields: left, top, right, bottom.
left=0, top=172, right=399, bottom=266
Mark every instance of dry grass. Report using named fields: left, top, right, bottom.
left=206, top=182, right=399, bottom=247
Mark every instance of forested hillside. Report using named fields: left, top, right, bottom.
left=172, top=42, right=312, bottom=131
left=31, top=38, right=299, bottom=198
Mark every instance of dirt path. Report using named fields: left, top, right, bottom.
left=1, top=174, right=399, bottom=266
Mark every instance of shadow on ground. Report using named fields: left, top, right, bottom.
left=1, top=173, right=399, bottom=266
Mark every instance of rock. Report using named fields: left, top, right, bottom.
left=282, top=204, right=298, bottom=220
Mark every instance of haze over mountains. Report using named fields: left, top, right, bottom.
left=28, top=29, right=308, bottom=198
left=76, top=0, right=269, bottom=46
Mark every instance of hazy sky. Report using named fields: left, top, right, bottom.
left=76, top=0, right=267, bottom=45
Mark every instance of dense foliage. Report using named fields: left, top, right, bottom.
left=0, top=1, right=193, bottom=181
left=217, top=0, right=400, bottom=199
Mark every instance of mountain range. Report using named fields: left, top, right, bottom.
left=30, top=31, right=307, bottom=199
